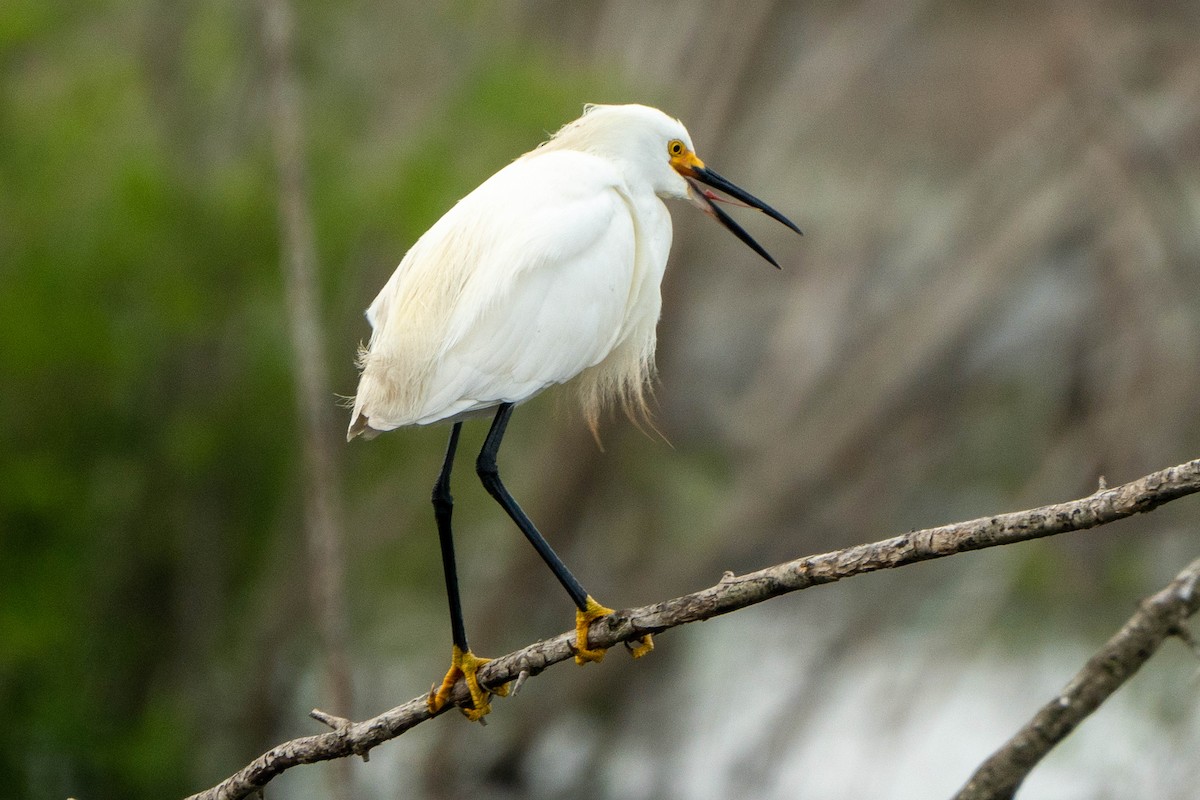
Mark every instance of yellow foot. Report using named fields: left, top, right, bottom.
left=572, top=596, right=655, bottom=665
left=627, top=632, right=655, bottom=659
left=427, top=645, right=510, bottom=722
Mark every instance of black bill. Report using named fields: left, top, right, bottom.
left=686, top=166, right=802, bottom=269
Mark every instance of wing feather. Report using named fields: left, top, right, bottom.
left=350, top=151, right=636, bottom=433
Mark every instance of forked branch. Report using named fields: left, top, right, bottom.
left=186, top=458, right=1200, bottom=800
left=954, top=555, right=1200, bottom=800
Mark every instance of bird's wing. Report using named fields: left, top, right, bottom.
left=352, top=151, right=637, bottom=430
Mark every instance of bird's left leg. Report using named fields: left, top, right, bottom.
left=428, top=422, right=508, bottom=721
left=475, top=403, right=653, bottom=664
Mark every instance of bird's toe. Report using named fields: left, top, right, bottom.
left=572, top=596, right=617, bottom=665
left=428, top=646, right=507, bottom=721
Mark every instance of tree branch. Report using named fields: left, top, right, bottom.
left=953, top=554, right=1200, bottom=800
left=185, top=457, right=1200, bottom=800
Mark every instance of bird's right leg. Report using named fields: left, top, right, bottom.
left=428, top=422, right=507, bottom=721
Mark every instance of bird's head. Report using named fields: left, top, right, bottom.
left=549, top=103, right=802, bottom=267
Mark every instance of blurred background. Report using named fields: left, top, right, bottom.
left=3, top=1, right=1199, bottom=798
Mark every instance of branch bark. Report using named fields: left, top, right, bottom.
left=185, top=457, right=1200, bottom=800
left=953, top=555, right=1200, bottom=800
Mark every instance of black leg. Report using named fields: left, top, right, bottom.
left=429, top=420, right=517, bottom=719
left=433, top=421, right=470, bottom=652
left=476, top=403, right=590, bottom=611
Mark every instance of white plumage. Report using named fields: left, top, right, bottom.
left=349, top=104, right=686, bottom=439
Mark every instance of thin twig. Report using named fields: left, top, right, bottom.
left=953, top=555, right=1200, bottom=800
left=185, top=458, right=1200, bottom=800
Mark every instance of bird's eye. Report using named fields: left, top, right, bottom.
left=668, top=139, right=685, bottom=157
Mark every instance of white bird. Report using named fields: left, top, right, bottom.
left=348, top=103, right=800, bottom=721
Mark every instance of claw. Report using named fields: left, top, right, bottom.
left=427, top=645, right=509, bottom=722
left=572, top=596, right=614, bottom=664
left=626, top=634, right=655, bottom=658
left=572, top=596, right=655, bottom=664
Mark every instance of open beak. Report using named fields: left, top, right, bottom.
left=673, top=153, right=802, bottom=269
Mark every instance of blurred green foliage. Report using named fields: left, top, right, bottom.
left=2, top=3, right=284, bottom=796
left=0, top=2, right=626, bottom=797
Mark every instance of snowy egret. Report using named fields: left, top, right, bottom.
left=349, top=103, right=801, bottom=720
